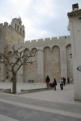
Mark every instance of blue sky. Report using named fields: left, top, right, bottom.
left=0, top=0, right=81, bottom=41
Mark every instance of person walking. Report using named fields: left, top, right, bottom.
left=67, top=77, right=70, bottom=84
left=63, top=77, right=66, bottom=86
left=45, top=75, right=50, bottom=88
left=53, top=78, right=57, bottom=90
left=60, top=77, right=63, bottom=90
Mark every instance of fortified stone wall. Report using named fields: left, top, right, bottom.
left=0, top=19, right=24, bottom=47
left=24, top=36, right=71, bottom=49
left=0, top=18, right=25, bottom=81
left=0, top=23, right=7, bottom=81
left=17, top=35, right=73, bottom=82
left=0, top=17, right=73, bottom=83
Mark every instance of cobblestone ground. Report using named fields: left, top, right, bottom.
left=0, top=84, right=81, bottom=121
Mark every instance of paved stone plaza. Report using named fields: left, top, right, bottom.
left=0, top=82, right=46, bottom=93
left=0, top=84, right=81, bottom=121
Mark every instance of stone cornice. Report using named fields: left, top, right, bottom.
left=68, top=9, right=81, bottom=17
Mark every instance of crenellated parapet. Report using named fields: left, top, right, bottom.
left=0, top=22, right=11, bottom=29
left=0, top=17, right=71, bottom=55
left=24, top=35, right=71, bottom=50
left=11, top=17, right=25, bottom=37
left=25, top=35, right=70, bottom=43
left=0, top=18, right=25, bottom=43
left=0, top=18, right=70, bottom=52
left=0, top=22, right=9, bottom=30
left=0, top=17, right=25, bottom=49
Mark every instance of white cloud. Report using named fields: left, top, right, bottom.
left=0, top=13, right=10, bottom=23
left=22, top=16, right=48, bottom=40
left=27, top=28, right=48, bottom=40
left=0, top=0, right=81, bottom=41
left=34, top=0, right=57, bottom=18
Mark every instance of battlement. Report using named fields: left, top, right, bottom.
left=4, top=22, right=8, bottom=27
left=0, top=18, right=25, bottom=38
left=11, top=17, right=25, bottom=37
left=0, top=18, right=25, bottom=48
left=0, top=17, right=70, bottom=50
left=24, top=35, right=70, bottom=48
left=0, top=23, right=3, bottom=28
left=25, top=35, right=70, bottom=43
left=0, top=22, right=9, bottom=28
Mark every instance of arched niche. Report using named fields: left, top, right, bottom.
left=24, top=48, right=29, bottom=56
left=23, top=47, right=37, bottom=82
left=43, top=46, right=52, bottom=81
left=52, top=45, right=60, bottom=81
left=31, top=48, right=37, bottom=51
left=31, top=48, right=37, bottom=56
left=43, top=46, right=51, bottom=58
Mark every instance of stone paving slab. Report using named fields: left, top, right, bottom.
left=0, top=99, right=81, bottom=120
left=0, top=93, right=81, bottom=114
left=0, top=90, right=81, bottom=119
left=0, top=101, right=81, bottom=121
left=0, top=82, right=46, bottom=93
left=20, top=84, right=81, bottom=105
left=0, top=84, right=81, bottom=121
left=0, top=114, right=19, bottom=121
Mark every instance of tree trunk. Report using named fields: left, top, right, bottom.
left=12, top=72, right=17, bottom=94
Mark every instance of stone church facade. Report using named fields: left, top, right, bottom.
left=0, top=16, right=73, bottom=83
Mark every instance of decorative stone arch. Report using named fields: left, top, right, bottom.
left=52, top=45, right=60, bottom=52
left=43, top=46, right=51, bottom=56
left=31, top=48, right=37, bottom=55
left=43, top=46, right=52, bottom=81
left=51, top=45, right=61, bottom=81
left=30, top=47, right=37, bottom=74
left=43, top=46, right=51, bottom=51
left=23, top=47, right=37, bottom=82
left=24, top=48, right=29, bottom=54
left=66, top=44, right=73, bottom=83
left=66, top=44, right=71, bottom=48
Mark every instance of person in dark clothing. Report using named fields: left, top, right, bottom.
left=45, top=75, right=50, bottom=88
left=53, top=78, right=57, bottom=90
left=67, top=77, right=70, bottom=84
left=64, top=77, right=66, bottom=85
left=60, top=77, right=63, bottom=90
left=63, top=77, right=66, bottom=86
